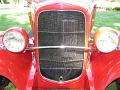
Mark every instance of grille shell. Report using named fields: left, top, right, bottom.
left=38, top=11, right=85, bottom=81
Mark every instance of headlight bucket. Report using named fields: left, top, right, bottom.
left=3, top=27, right=29, bottom=53
left=94, top=27, right=119, bottom=53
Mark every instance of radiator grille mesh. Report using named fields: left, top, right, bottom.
left=38, top=11, right=85, bottom=81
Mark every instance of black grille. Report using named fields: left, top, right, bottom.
left=38, top=11, right=85, bottom=81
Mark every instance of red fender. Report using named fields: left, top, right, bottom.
left=90, top=51, right=120, bottom=90
left=0, top=50, right=36, bottom=90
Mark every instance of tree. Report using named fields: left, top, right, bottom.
left=1, top=0, right=9, bottom=4
left=98, top=0, right=120, bottom=2
left=0, top=0, right=20, bottom=4
left=109, top=0, right=120, bottom=1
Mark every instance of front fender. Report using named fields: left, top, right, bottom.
left=90, top=51, right=120, bottom=90
left=0, top=50, right=35, bottom=90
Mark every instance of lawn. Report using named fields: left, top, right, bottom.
left=0, top=10, right=120, bottom=32
left=94, top=11, right=120, bottom=31
left=0, top=11, right=31, bottom=32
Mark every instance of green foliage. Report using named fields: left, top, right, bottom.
left=1, top=0, right=20, bottom=4
left=106, top=0, right=120, bottom=2
left=98, top=0, right=120, bottom=2
left=106, top=7, right=120, bottom=11
left=97, top=7, right=120, bottom=11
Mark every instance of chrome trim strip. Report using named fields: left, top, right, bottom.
left=26, top=46, right=92, bottom=50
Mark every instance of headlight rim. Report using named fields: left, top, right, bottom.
left=94, top=27, right=119, bottom=53
left=3, top=27, right=29, bottom=53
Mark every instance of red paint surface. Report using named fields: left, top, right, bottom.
left=0, top=50, right=34, bottom=90
left=90, top=51, right=120, bottom=90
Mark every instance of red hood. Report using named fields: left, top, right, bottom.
left=33, top=0, right=96, bottom=13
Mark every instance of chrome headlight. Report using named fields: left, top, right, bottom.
left=94, top=27, right=119, bottom=53
left=3, top=27, right=29, bottom=52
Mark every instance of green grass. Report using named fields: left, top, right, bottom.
left=106, top=82, right=118, bottom=90
left=1, top=11, right=120, bottom=33
left=4, top=83, right=16, bottom=90
left=0, top=13, right=31, bottom=32
left=94, top=11, right=120, bottom=31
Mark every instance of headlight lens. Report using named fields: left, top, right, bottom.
left=94, top=27, right=119, bottom=53
left=3, top=27, right=28, bottom=52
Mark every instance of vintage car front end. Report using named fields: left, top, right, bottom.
left=32, top=0, right=96, bottom=89
left=0, top=0, right=120, bottom=90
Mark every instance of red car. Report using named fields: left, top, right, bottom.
left=0, top=0, right=120, bottom=90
